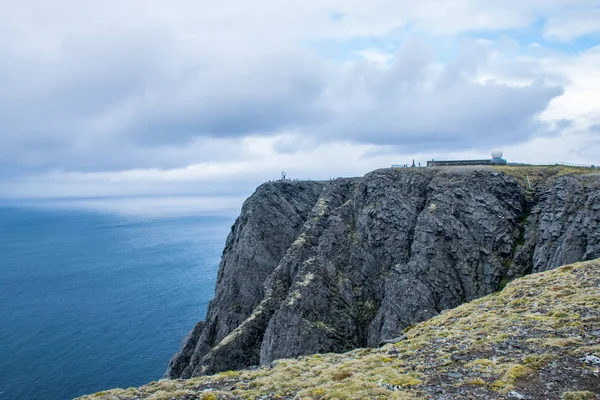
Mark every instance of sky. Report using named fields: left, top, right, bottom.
left=1, top=0, right=599, bottom=203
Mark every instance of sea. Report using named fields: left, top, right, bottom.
left=0, top=197, right=238, bottom=400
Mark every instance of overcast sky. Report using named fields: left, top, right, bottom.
left=1, top=0, right=599, bottom=203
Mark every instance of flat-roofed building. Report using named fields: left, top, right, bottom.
left=427, top=149, right=507, bottom=167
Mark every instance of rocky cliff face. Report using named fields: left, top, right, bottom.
left=166, top=167, right=600, bottom=378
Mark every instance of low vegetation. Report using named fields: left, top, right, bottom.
left=79, top=259, right=600, bottom=399
left=491, top=165, right=598, bottom=189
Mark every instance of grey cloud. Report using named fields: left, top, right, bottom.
left=544, top=7, right=600, bottom=41
left=272, top=135, right=319, bottom=154
left=0, top=30, right=331, bottom=170
left=128, top=53, right=332, bottom=145
left=436, top=39, right=493, bottom=89
left=0, top=28, right=567, bottom=174
left=316, top=39, right=565, bottom=150
left=0, top=28, right=175, bottom=164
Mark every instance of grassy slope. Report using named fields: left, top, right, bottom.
left=79, top=259, right=600, bottom=400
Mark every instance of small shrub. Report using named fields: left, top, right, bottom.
left=466, top=378, right=487, bottom=386
left=331, top=370, right=353, bottom=381
left=543, top=338, right=583, bottom=348
left=562, top=391, right=596, bottom=400
left=388, top=373, right=422, bottom=387
left=466, top=358, right=497, bottom=372
left=504, top=365, right=533, bottom=381
left=216, top=370, right=241, bottom=379
left=296, top=387, right=329, bottom=399
left=523, top=353, right=556, bottom=370
left=492, top=364, right=533, bottom=393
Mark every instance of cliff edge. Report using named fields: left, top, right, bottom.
left=166, top=166, right=600, bottom=378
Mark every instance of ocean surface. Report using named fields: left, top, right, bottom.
left=0, top=199, right=237, bottom=400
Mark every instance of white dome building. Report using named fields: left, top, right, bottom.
left=491, top=149, right=506, bottom=165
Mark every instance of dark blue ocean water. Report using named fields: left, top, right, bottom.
left=0, top=201, right=235, bottom=400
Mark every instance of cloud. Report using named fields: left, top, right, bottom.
left=358, top=49, right=395, bottom=64
left=0, top=33, right=565, bottom=173
left=544, top=7, right=600, bottom=41
left=0, top=0, right=598, bottom=200
left=0, top=137, right=394, bottom=198
left=315, top=39, right=564, bottom=150
left=126, top=52, right=332, bottom=145
left=4, top=123, right=600, bottom=200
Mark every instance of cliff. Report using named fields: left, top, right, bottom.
left=79, top=258, right=600, bottom=399
left=166, top=166, right=600, bottom=378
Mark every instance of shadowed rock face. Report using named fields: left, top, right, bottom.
left=510, top=174, right=600, bottom=278
left=166, top=168, right=600, bottom=378
left=165, top=180, right=325, bottom=378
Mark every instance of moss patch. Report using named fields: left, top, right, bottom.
left=562, top=391, right=597, bottom=400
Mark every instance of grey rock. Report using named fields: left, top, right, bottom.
left=379, top=335, right=407, bottom=346
left=166, top=168, right=600, bottom=378
left=508, top=391, right=529, bottom=399
left=509, top=174, right=600, bottom=278
left=581, top=355, right=600, bottom=365
left=450, top=354, right=469, bottom=362
left=387, top=348, right=400, bottom=355
left=166, top=180, right=325, bottom=377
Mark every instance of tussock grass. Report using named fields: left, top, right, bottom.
left=562, top=391, right=596, bottom=400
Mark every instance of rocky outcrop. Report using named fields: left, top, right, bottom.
left=166, top=167, right=600, bottom=378
left=509, top=173, right=600, bottom=278
left=166, top=180, right=325, bottom=378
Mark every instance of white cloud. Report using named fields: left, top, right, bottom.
left=358, top=49, right=395, bottom=64
left=540, top=46, right=600, bottom=128
left=0, top=0, right=599, bottom=200
left=544, top=7, right=600, bottom=41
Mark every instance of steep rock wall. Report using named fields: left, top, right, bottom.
left=166, top=181, right=325, bottom=377
left=167, top=167, right=600, bottom=378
